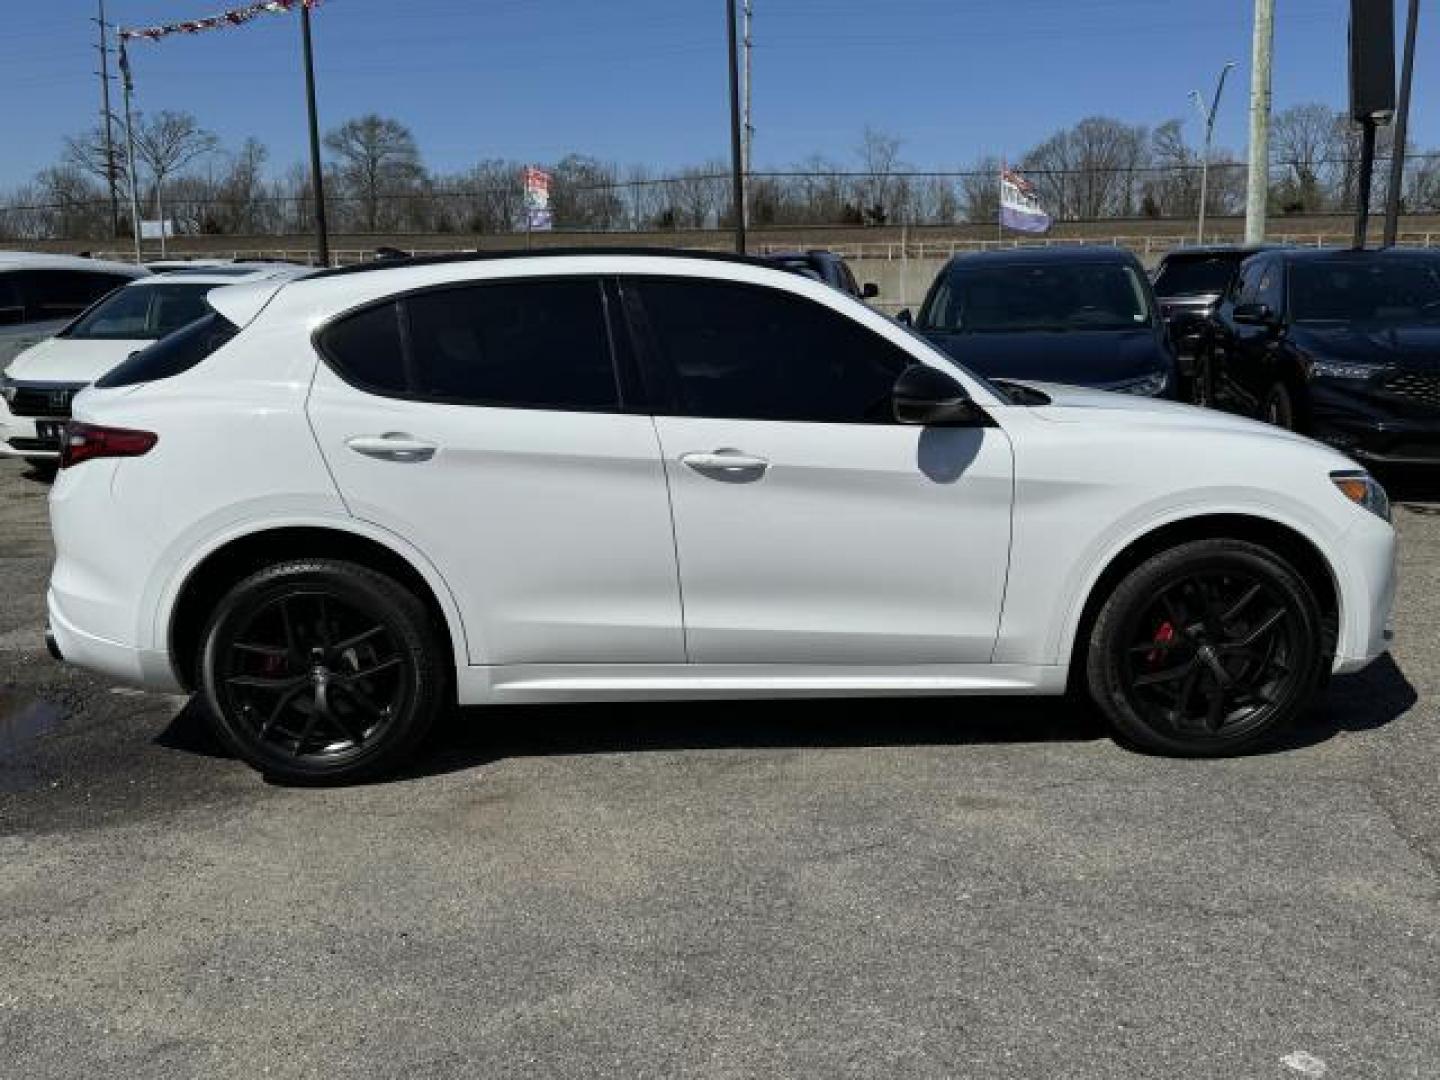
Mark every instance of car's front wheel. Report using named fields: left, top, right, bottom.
left=199, top=559, right=446, bottom=783
left=1086, top=539, right=1328, bottom=756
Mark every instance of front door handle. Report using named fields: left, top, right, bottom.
left=346, top=433, right=438, bottom=463
left=680, top=449, right=769, bottom=481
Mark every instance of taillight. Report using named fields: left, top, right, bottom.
left=59, top=422, right=158, bottom=469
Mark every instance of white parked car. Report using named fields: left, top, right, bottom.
left=0, top=252, right=147, bottom=368
left=1, top=263, right=306, bottom=463
left=46, top=251, right=1397, bottom=782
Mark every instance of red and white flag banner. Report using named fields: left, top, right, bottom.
left=120, top=0, right=323, bottom=42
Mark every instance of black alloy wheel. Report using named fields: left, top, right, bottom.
left=200, top=560, right=444, bottom=782
left=1087, top=539, right=1326, bottom=756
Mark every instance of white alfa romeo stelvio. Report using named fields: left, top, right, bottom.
left=46, top=250, right=1396, bottom=782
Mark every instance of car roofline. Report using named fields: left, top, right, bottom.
left=306, top=246, right=780, bottom=281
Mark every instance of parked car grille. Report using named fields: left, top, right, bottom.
left=1382, top=371, right=1440, bottom=409
left=8, top=385, right=78, bottom=418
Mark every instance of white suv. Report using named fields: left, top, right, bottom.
left=1, top=263, right=307, bottom=463
left=46, top=251, right=1397, bottom=782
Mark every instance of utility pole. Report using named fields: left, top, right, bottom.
left=117, top=37, right=144, bottom=263
left=1244, top=0, right=1274, bottom=244
left=726, top=0, right=746, bottom=253
left=300, top=2, right=330, bottom=266
left=93, top=0, right=120, bottom=240
left=1190, top=60, right=1236, bottom=246
left=1383, top=0, right=1420, bottom=247
left=742, top=0, right=753, bottom=230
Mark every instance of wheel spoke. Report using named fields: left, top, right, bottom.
left=337, top=656, right=403, bottom=682
left=232, top=642, right=289, bottom=657
left=1235, top=608, right=1287, bottom=648
left=291, top=693, right=324, bottom=756
left=1134, top=659, right=1196, bottom=687
left=226, top=673, right=308, bottom=691
left=1204, top=682, right=1228, bottom=731
left=1173, top=664, right=1202, bottom=719
left=279, top=598, right=299, bottom=661
left=257, top=683, right=308, bottom=740
left=331, top=681, right=386, bottom=721
left=1220, top=583, right=1264, bottom=624
left=332, top=625, right=386, bottom=654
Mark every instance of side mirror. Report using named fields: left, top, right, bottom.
left=895, top=308, right=913, bottom=325
left=861, top=282, right=880, bottom=299
left=1233, top=302, right=1275, bottom=327
left=892, top=364, right=980, bottom=426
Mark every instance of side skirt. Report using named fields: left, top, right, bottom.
left=455, top=663, right=1068, bottom=706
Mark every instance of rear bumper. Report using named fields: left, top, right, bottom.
left=46, top=586, right=182, bottom=692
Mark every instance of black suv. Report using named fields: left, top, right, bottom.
left=1152, top=246, right=1274, bottom=389
left=905, top=246, right=1177, bottom=396
left=764, top=250, right=878, bottom=301
left=1203, top=247, right=1440, bottom=465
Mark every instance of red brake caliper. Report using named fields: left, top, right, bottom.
left=1147, top=621, right=1175, bottom=665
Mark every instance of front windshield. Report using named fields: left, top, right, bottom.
left=63, top=282, right=214, bottom=341
left=919, top=262, right=1153, bottom=333
left=1289, top=258, right=1440, bottom=323
left=1153, top=255, right=1236, bottom=296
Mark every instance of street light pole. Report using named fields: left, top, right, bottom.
left=300, top=2, right=330, bottom=267
left=725, top=0, right=746, bottom=254
left=1190, top=61, right=1236, bottom=246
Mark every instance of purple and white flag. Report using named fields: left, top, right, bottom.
left=999, top=166, right=1051, bottom=234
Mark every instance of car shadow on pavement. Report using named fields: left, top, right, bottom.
left=151, top=653, right=1418, bottom=784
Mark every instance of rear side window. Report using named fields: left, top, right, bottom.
left=16, top=270, right=132, bottom=320
left=318, top=278, right=621, bottom=412
left=0, top=275, right=21, bottom=326
left=95, top=312, right=239, bottom=388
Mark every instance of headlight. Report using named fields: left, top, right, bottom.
left=1105, top=372, right=1169, bottom=396
left=1311, top=360, right=1384, bottom=380
left=1331, top=470, right=1391, bottom=522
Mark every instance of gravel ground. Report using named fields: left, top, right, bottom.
left=1, top=457, right=1437, bottom=1079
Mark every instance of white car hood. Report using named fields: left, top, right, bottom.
left=1021, top=380, right=1337, bottom=453
left=4, top=335, right=146, bottom=384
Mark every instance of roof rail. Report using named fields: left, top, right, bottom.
left=308, top=245, right=780, bottom=281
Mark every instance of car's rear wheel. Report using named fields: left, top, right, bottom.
left=199, top=559, right=445, bottom=783
left=1086, top=539, right=1327, bottom=756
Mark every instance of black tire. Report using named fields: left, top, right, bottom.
left=1086, top=539, right=1327, bottom=757
left=1191, top=349, right=1215, bottom=409
left=199, top=559, right=446, bottom=783
left=1261, top=380, right=1297, bottom=430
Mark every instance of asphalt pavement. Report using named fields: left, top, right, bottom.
left=1, top=456, right=1437, bottom=1079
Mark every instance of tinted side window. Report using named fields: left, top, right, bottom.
left=403, top=280, right=617, bottom=410
left=0, top=274, right=21, bottom=326
left=1256, top=264, right=1284, bottom=314
left=318, top=278, right=620, bottom=412
left=634, top=278, right=911, bottom=423
left=95, top=312, right=240, bottom=388
left=1233, top=263, right=1262, bottom=305
left=318, top=301, right=406, bottom=393
left=17, top=270, right=130, bottom=319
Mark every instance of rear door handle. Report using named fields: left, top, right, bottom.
left=346, top=433, right=438, bottom=463
left=680, top=449, right=769, bottom=480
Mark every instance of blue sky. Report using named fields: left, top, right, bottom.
left=2, top=0, right=1430, bottom=187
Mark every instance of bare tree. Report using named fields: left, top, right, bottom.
left=324, top=114, right=425, bottom=232
left=131, top=110, right=218, bottom=241
left=1024, top=116, right=1149, bottom=220
left=856, top=127, right=904, bottom=224
left=1271, top=104, right=1338, bottom=212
